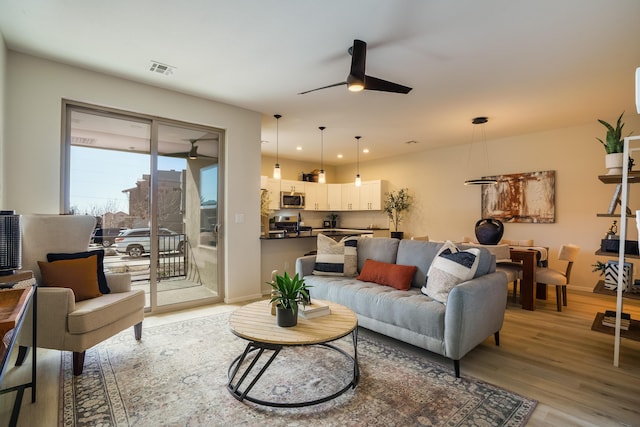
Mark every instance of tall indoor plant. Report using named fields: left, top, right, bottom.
left=597, top=112, right=629, bottom=175
left=269, top=272, right=310, bottom=327
left=383, top=188, right=412, bottom=239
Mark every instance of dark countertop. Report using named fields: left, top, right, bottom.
left=261, top=228, right=377, bottom=240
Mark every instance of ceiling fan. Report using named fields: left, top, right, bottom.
left=166, top=137, right=217, bottom=159
left=299, top=39, right=412, bottom=95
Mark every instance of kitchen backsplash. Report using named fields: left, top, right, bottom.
left=273, top=209, right=389, bottom=229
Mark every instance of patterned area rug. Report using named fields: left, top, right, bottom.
left=60, top=313, right=536, bottom=426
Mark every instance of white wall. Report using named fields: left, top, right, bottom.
left=333, top=119, right=640, bottom=291
left=0, top=34, right=6, bottom=205
left=3, top=51, right=263, bottom=303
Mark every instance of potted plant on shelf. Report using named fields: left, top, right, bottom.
left=383, top=188, right=412, bottom=239
left=327, top=212, right=339, bottom=228
left=597, top=112, right=630, bottom=175
left=269, top=272, right=310, bottom=327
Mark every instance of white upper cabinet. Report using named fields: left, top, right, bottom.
left=327, top=184, right=342, bottom=211
left=280, top=179, right=303, bottom=193
left=304, top=182, right=328, bottom=211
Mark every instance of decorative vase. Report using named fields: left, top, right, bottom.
left=605, top=153, right=624, bottom=175
left=276, top=304, right=298, bottom=327
left=475, top=218, right=504, bottom=245
left=390, top=231, right=404, bottom=239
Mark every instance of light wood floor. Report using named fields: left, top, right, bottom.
left=2, top=289, right=640, bottom=426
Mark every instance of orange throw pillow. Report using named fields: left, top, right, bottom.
left=357, top=259, right=417, bottom=291
left=38, top=256, right=102, bottom=302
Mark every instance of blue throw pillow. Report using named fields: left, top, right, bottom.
left=47, top=250, right=110, bottom=294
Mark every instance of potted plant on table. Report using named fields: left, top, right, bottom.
left=597, top=112, right=631, bottom=175
left=269, top=272, right=310, bottom=327
left=383, top=188, right=412, bottom=239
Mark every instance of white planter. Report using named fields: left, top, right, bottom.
left=605, top=153, right=624, bottom=175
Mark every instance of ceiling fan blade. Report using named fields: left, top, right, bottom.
left=298, top=81, right=346, bottom=95
left=349, top=39, right=367, bottom=81
left=364, top=75, right=412, bottom=94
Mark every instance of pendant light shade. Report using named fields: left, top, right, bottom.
left=355, top=136, right=362, bottom=187
left=318, top=126, right=326, bottom=184
left=273, top=114, right=282, bottom=180
left=464, top=117, right=497, bottom=186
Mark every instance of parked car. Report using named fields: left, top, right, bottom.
left=91, top=227, right=125, bottom=247
left=114, top=228, right=185, bottom=258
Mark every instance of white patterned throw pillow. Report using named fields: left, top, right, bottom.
left=422, top=242, right=480, bottom=304
left=313, top=234, right=358, bottom=277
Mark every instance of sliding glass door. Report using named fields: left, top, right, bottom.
left=64, top=102, right=223, bottom=312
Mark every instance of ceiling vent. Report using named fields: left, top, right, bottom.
left=149, top=61, right=175, bottom=76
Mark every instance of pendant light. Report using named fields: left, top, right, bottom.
left=464, top=117, right=497, bottom=186
left=273, top=114, right=282, bottom=180
left=318, top=126, right=326, bottom=184
left=354, top=135, right=362, bottom=187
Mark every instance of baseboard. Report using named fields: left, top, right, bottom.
left=224, top=293, right=264, bottom=304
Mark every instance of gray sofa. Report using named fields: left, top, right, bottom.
left=296, top=237, right=508, bottom=377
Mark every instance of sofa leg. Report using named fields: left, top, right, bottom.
left=134, top=322, right=142, bottom=340
left=14, top=346, right=29, bottom=366
left=73, top=351, right=86, bottom=376
left=494, top=331, right=500, bottom=346
left=453, top=360, right=460, bottom=378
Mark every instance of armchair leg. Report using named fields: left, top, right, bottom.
left=73, top=351, right=86, bottom=376
left=14, top=346, right=29, bottom=366
left=555, top=286, right=562, bottom=312
left=494, top=331, right=500, bottom=346
left=134, top=322, right=142, bottom=340
left=562, top=285, right=568, bottom=306
left=453, top=360, right=460, bottom=378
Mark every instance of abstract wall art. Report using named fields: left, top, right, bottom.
left=481, top=170, right=555, bottom=223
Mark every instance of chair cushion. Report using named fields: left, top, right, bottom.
left=357, top=259, right=417, bottom=290
left=38, top=257, right=103, bottom=302
left=67, top=290, right=146, bottom=334
left=47, top=250, right=110, bottom=294
left=536, top=268, right=567, bottom=286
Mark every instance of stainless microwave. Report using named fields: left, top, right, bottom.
left=280, top=192, right=305, bottom=209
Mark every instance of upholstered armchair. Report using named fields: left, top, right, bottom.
left=16, top=215, right=145, bottom=375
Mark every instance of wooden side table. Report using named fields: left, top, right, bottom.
left=0, top=271, right=37, bottom=427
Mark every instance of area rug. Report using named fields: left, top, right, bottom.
left=60, top=313, right=536, bottom=426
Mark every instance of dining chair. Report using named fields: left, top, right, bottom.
left=535, top=244, right=580, bottom=312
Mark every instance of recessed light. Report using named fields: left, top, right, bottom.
left=296, top=146, right=302, bottom=151
left=363, top=148, right=369, bottom=153
left=337, top=154, right=343, bottom=159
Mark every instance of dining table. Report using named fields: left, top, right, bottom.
left=507, top=248, right=543, bottom=311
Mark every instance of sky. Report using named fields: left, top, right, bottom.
left=70, top=146, right=187, bottom=214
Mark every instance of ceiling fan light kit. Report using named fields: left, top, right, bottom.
left=464, top=117, right=497, bottom=186
left=273, top=114, right=282, bottom=180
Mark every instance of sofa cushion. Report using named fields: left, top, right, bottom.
left=422, top=246, right=480, bottom=303
left=313, top=234, right=358, bottom=276
left=47, top=250, right=111, bottom=294
left=303, top=275, right=445, bottom=340
left=38, top=257, right=103, bottom=302
left=68, top=290, right=146, bottom=334
left=357, top=237, right=400, bottom=272
left=357, top=259, right=417, bottom=290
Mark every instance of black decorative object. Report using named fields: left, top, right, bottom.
left=475, top=218, right=504, bottom=245
left=0, top=210, right=21, bottom=275
left=276, top=305, right=298, bottom=327
left=390, top=232, right=404, bottom=240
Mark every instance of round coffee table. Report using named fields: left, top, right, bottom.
left=227, top=299, right=359, bottom=407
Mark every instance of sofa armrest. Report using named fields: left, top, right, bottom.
left=443, top=271, right=508, bottom=360
left=296, top=255, right=317, bottom=277
left=18, top=287, right=75, bottom=349
left=106, top=272, right=132, bottom=293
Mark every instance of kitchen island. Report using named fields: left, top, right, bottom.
left=260, top=228, right=383, bottom=294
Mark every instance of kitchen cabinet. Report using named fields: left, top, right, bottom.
left=327, top=184, right=342, bottom=211
left=260, top=176, right=281, bottom=211
left=281, top=179, right=303, bottom=193
left=304, top=182, right=328, bottom=211
left=341, top=180, right=385, bottom=211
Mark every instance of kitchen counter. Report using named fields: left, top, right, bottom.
left=260, top=228, right=377, bottom=240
